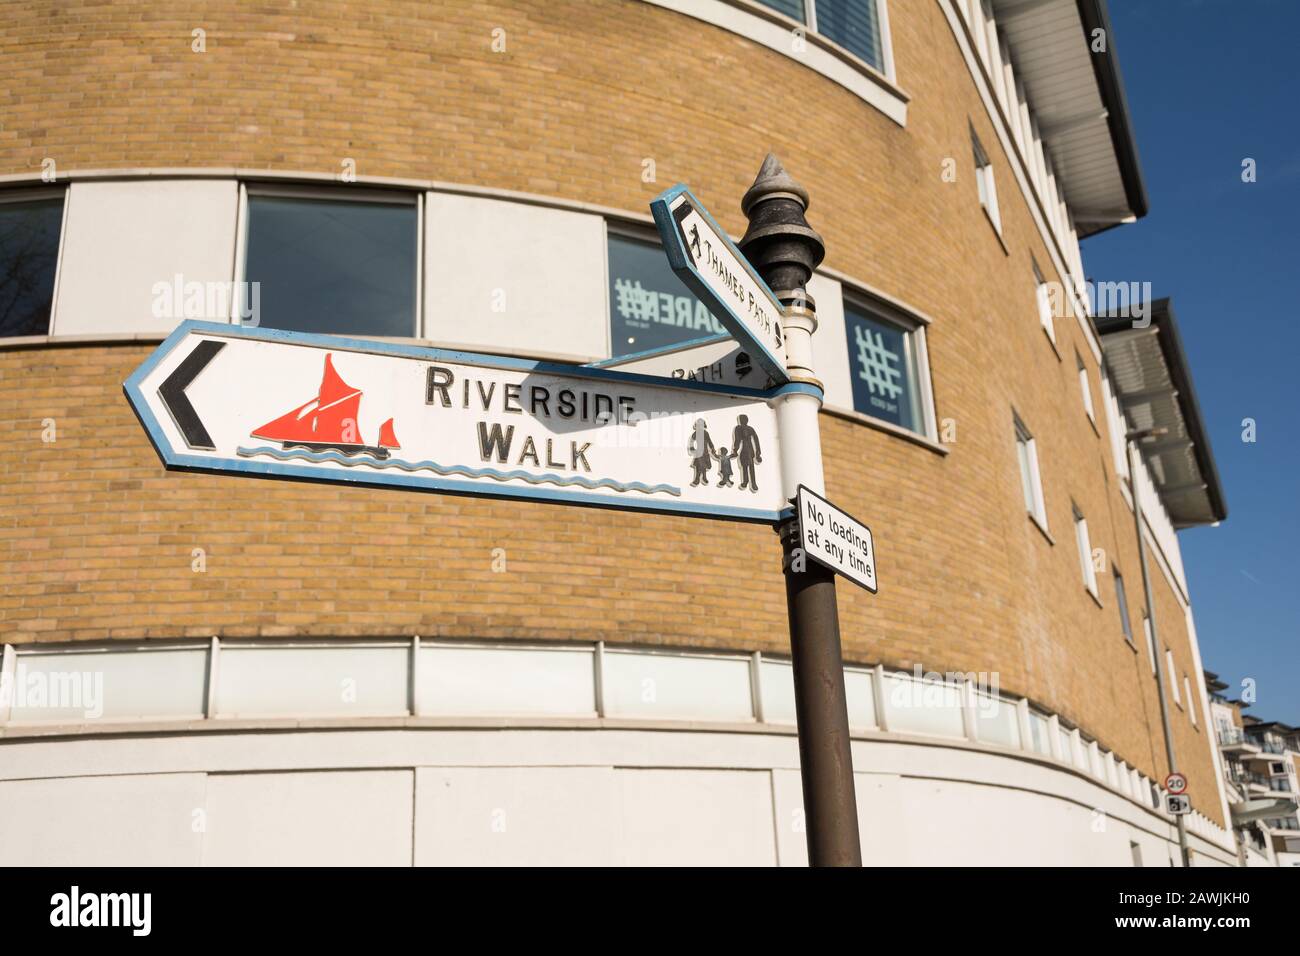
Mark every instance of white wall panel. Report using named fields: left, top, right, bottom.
left=617, top=768, right=776, bottom=866
left=201, top=770, right=412, bottom=866
left=52, top=180, right=238, bottom=335
left=807, top=273, right=853, bottom=410
left=0, top=773, right=205, bottom=866
left=415, top=767, right=620, bottom=866
left=424, top=194, right=607, bottom=361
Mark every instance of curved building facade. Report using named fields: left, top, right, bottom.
left=0, top=0, right=1235, bottom=865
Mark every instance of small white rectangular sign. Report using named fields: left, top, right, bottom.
left=126, top=322, right=788, bottom=523
left=795, top=485, right=878, bottom=593
left=651, top=184, right=789, bottom=383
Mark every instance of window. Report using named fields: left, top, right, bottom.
left=1076, top=353, right=1096, bottom=421
left=1166, top=648, right=1181, bottom=706
left=1014, top=416, right=1048, bottom=530
left=602, top=650, right=753, bottom=721
left=1143, top=614, right=1156, bottom=673
left=243, top=191, right=417, bottom=337
left=1033, top=259, right=1054, bottom=343
left=1130, top=841, right=1143, bottom=867
left=607, top=232, right=725, bottom=357
left=753, top=0, right=889, bottom=75
left=1073, top=504, right=1098, bottom=597
left=1185, top=675, right=1196, bottom=724
left=844, top=301, right=925, bottom=433
left=1114, top=569, right=1134, bottom=645
left=418, top=644, right=595, bottom=717
left=0, top=191, right=64, bottom=337
left=972, top=129, right=1001, bottom=233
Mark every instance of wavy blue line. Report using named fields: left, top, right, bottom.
left=235, top=446, right=682, bottom=497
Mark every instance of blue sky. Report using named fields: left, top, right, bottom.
left=1082, top=1, right=1299, bottom=719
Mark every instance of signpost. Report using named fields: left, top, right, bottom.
left=126, top=322, right=788, bottom=523
left=1164, top=772, right=1188, bottom=796
left=124, top=155, right=867, bottom=867
left=651, top=184, right=789, bottom=384
left=795, top=486, right=878, bottom=594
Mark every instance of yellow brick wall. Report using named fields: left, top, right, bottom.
left=0, top=0, right=1224, bottom=824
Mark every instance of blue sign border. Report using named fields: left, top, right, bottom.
left=650, top=183, right=789, bottom=384
left=125, top=321, right=821, bottom=525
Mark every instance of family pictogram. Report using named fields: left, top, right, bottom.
left=688, top=415, right=763, bottom=492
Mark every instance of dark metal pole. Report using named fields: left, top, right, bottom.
left=1127, top=429, right=1191, bottom=867
left=742, top=155, right=862, bottom=867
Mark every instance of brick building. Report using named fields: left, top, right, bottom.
left=0, top=0, right=1235, bottom=865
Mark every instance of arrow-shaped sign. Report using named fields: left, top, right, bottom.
left=125, top=321, right=801, bottom=523
left=651, top=184, right=789, bottom=384
left=158, top=338, right=225, bottom=450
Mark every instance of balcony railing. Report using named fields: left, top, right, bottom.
left=1218, top=727, right=1249, bottom=746
left=1267, top=816, right=1300, bottom=831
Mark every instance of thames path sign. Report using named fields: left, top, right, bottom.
left=651, top=184, right=789, bottom=384
left=126, top=321, right=789, bottom=522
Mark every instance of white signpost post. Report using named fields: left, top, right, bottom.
left=795, top=486, right=878, bottom=594
left=126, top=321, right=788, bottom=522
left=651, top=184, right=789, bottom=384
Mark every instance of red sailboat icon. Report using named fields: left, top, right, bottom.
left=251, top=353, right=401, bottom=460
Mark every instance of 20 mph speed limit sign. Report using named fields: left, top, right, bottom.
left=1164, top=772, right=1188, bottom=795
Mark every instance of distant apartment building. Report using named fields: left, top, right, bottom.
left=1207, top=672, right=1300, bottom=866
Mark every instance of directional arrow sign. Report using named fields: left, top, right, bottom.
left=588, top=333, right=780, bottom=391
left=126, top=321, right=794, bottom=522
left=651, top=184, right=789, bottom=384
left=795, top=485, right=878, bottom=593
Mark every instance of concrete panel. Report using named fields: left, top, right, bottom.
left=617, top=768, right=776, bottom=866
left=424, top=193, right=607, bottom=360
left=52, top=179, right=238, bottom=335
left=415, top=766, right=621, bottom=866
left=201, top=770, right=412, bottom=866
left=0, top=773, right=205, bottom=866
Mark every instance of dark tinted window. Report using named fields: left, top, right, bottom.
left=0, top=195, right=64, bottom=337
left=816, top=0, right=884, bottom=71
left=607, top=235, right=725, bottom=357
left=244, top=195, right=416, bottom=337
left=754, top=0, right=806, bottom=21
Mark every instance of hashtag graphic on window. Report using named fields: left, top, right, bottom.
left=854, top=325, right=903, bottom=400
left=612, top=278, right=658, bottom=322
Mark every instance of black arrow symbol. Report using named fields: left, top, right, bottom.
left=158, top=339, right=225, bottom=450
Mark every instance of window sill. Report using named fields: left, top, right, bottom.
left=642, top=0, right=909, bottom=127
left=822, top=405, right=950, bottom=456
left=1042, top=324, right=1061, bottom=361
left=1086, top=411, right=1100, bottom=437
left=981, top=206, right=1009, bottom=255
left=1028, top=512, right=1054, bottom=545
left=1086, top=587, right=1103, bottom=609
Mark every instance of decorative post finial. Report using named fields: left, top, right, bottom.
left=739, top=153, right=825, bottom=303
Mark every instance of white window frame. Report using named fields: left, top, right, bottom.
left=234, top=181, right=424, bottom=337
left=1185, top=675, right=1196, bottom=725
left=1076, top=352, right=1096, bottom=422
left=1166, top=648, right=1181, bottom=707
left=1073, top=503, right=1099, bottom=598
left=1014, top=414, right=1048, bottom=532
left=1143, top=615, right=1156, bottom=674
left=794, top=0, right=895, bottom=82
left=1114, top=566, right=1134, bottom=646
left=972, top=128, right=1001, bottom=234
left=1032, top=258, right=1054, bottom=345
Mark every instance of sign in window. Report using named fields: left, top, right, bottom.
left=844, top=305, right=921, bottom=432
left=607, top=234, right=726, bottom=357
